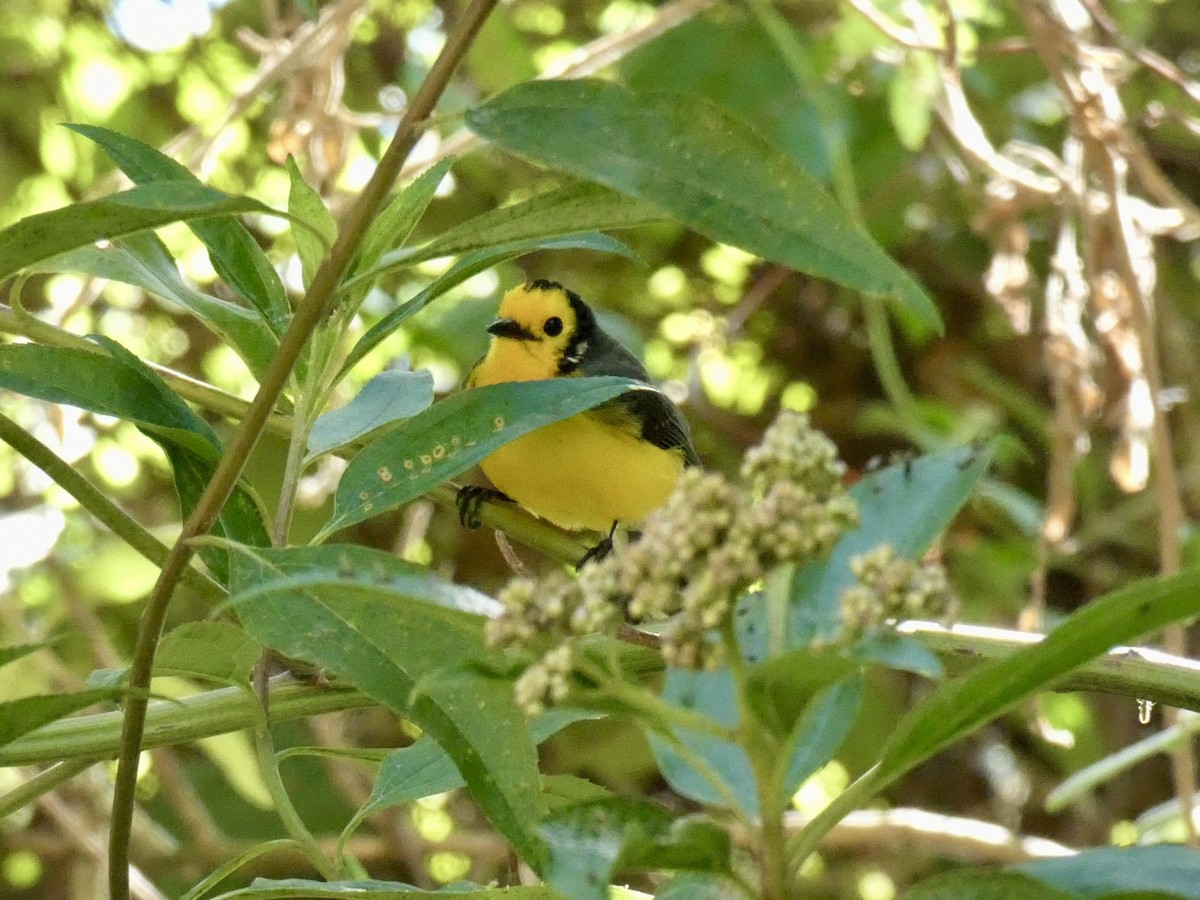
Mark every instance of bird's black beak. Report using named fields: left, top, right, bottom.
left=487, top=317, right=537, bottom=341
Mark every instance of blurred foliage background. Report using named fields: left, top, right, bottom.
left=3, top=0, right=1200, bottom=896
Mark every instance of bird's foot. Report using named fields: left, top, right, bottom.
left=576, top=522, right=620, bottom=569
left=456, top=485, right=512, bottom=529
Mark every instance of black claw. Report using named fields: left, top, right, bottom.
left=576, top=521, right=619, bottom=569
left=456, top=485, right=511, bottom=529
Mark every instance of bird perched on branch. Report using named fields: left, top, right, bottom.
left=456, top=279, right=699, bottom=564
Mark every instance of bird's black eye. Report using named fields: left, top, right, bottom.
left=544, top=316, right=564, bottom=337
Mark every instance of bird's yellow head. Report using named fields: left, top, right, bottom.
left=482, top=280, right=596, bottom=380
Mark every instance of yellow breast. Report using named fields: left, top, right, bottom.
left=480, top=412, right=686, bottom=532
left=469, top=340, right=685, bottom=532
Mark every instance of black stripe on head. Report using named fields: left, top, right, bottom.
left=559, top=287, right=597, bottom=375
left=526, top=278, right=563, bottom=293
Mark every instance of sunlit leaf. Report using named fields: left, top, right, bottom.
left=306, top=369, right=435, bottom=461
left=36, top=232, right=278, bottom=376
left=285, top=156, right=336, bottom=289
left=467, top=79, right=940, bottom=330
left=69, top=124, right=293, bottom=334
left=0, top=181, right=283, bottom=284
left=321, top=377, right=645, bottom=537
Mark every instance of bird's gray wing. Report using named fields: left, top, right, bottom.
left=582, top=332, right=699, bottom=465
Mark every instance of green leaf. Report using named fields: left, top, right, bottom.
left=0, top=181, right=284, bottom=285
left=0, top=341, right=271, bottom=582
left=321, top=377, right=647, bottom=537
left=226, top=543, right=544, bottom=868
left=467, top=79, right=940, bottom=331
left=0, top=639, right=57, bottom=670
left=744, top=648, right=860, bottom=737
left=156, top=622, right=262, bottom=685
left=355, top=157, right=455, bottom=279
left=340, top=231, right=636, bottom=375
left=410, top=181, right=663, bottom=262
left=907, top=871, right=1079, bottom=900
left=790, top=444, right=994, bottom=646
left=852, top=632, right=943, bottom=678
left=306, top=369, right=435, bottom=462
left=540, top=799, right=730, bottom=900
left=877, top=566, right=1200, bottom=790
left=649, top=664, right=758, bottom=818
left=1013, top=845, right=1200, bottom=898
left=888, top=53, right=938, bottom=152
left=36, top=232, right=278, bottom=376
left=69, top=124, right=292, bottom=334
left=285, top=156, right=336, bottom=289
left=0, top=689, right=118, bottom=747
left=342, top=707, right=593, bottom=850
left=779, top=676, right=863, bottom=802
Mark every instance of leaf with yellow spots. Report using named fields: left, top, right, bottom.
left=317, top=376, right=643, bottom=538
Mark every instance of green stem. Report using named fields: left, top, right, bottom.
left=271, top=387, right=316, bottom=547
left=248, top=690, right=338, bottom=880
left=785, top=764, right=885, bottom=870
left=179, top=838, right=307, bottom=900
left=722, top=620, right=787, bottom=900
left=0, top=757, right=100, bottom=819
left=0, top=679, right=373, bottom=767
left=106, top=3, right=501, bottom=895
left=575, top=659, right=738, bottom=743
left=0, top=412, right=224, bottom=602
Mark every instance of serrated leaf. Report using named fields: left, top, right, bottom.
left=0, top=181, right=283, bottom=284
left=320, top=377, right=646, bottom=537
left=467, top=79, right=940, bottom=331
left=790, top=444, right=993, bottom=646
left=226, top=543, right=543, bottom=867
left=36, top=233, right=278, bottom=376
left=69, top=124, right=292, bottom=333
left=156, top=622, right=262, bottom=684
left=340, top=231, right=636, bottom=375
left=307, top=369, right=435, bottom=461
left=285, top=156, right=336, bottom=289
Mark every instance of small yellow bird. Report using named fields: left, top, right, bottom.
left=457, top=279, right=699, bottom=563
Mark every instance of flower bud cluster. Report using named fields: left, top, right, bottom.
left=488, top=412, right=867, bottom=714
left=840, top=543, right=958, bottom=637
